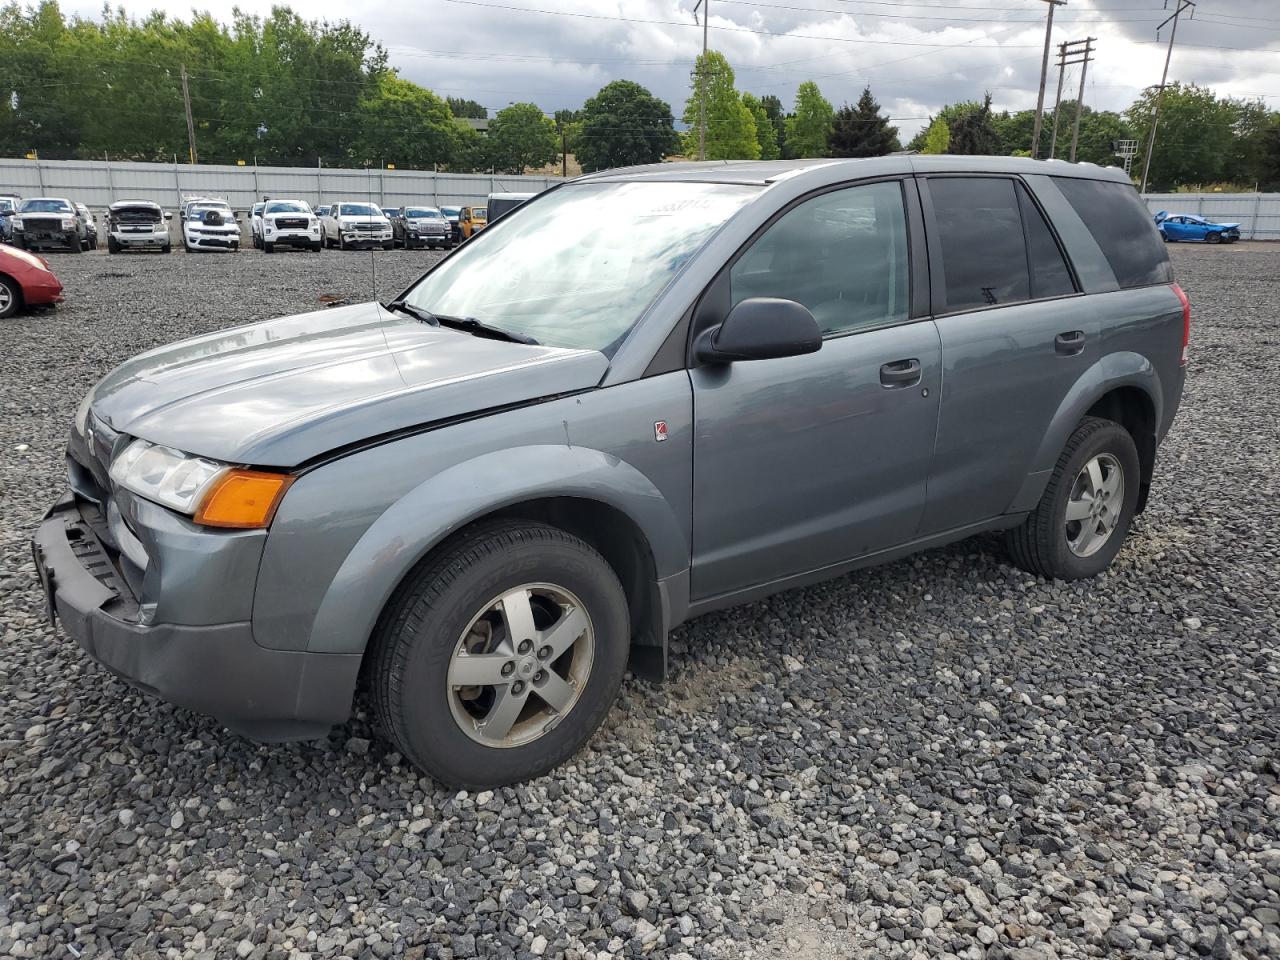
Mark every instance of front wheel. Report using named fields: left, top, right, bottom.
left=107, top=236, right=120, bottom=254
left=263, top=242, right=274, bottom=254
left=1206, top=231, right=1222, bottom=244
left=1006, top=416, right=1141, bottom=581
left=0, top=275, right=20, bottom=318
left=370, top=521, right=629, bottom=788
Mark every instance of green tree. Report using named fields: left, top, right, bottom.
left=759, top=93, right=787, bottom=158
left=1127, top=82, right=1237, bottom=190
left=681, top=50, right=758, bottom=160
left=1260, top=115, right=1280, bottom=190
left=785, top=81, right=833, bottom=158
left=946, top=93, right=999, bottom=155
left=917, top=117, right=950, bottom=154
left=576, top=80, right=678, bottom=173
left=828, top=86, right=900, bottom=158
left=487, top=101, right=558, bottom=173
left=742, top=92, right=780, bottom=160
left=447, top=97, right=487, bottom=119
left=352, top=73, right=456, bottom=169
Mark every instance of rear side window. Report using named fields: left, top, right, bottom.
left=1053, top=177, right=1173, bottom=288
left=928, top=177, right=1029, bottom=311
left=1016, top=184, right=1075, bottom=299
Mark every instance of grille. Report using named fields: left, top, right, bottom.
left=356, top=222, right=382, bottom=232
left=275, top=217, right=308, bottom=229
left=24, top=216, right=64, bottom=231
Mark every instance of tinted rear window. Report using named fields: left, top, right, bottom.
left=929, top=177, right=1030, bottom=311
left=1053, top=177, right=1172, bottom=288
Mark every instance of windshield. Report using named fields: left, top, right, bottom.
left=265, top=201, right=309, bottom=214
left=339, top=203, right=380, bottom=217
left=406, top=208, right=440, bottom=219
left=472, top=208, right=487, bottom=219
left=441, top=207, right=460, bottom=217
left=190, top=208, right=232, bottom=223
left=21, top=199, right=72, bottom=213
left=404, top=181, right=757, bottom=353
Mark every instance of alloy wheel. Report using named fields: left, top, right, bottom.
left=1065, top=453, right=1124, bottom=558
left=446, top=583, right=593, bottom=748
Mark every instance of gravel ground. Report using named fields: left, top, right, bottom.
left=1, top=243, right=1277, bottom=960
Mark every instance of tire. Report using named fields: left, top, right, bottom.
left=383, top=241, right=394, bottom=251
left=263, top=242, right=274, bottom=254
left=312, top=241, right=322, bottom=252
left=161, top=243, right=171, bottom=254
left=339, top=234, right=346, bottom=251
left=1005, top=416, right=1141, bottom=581
left=1160, top=230, right=1170, bottom=242
left=1206, top=231, right=1222, bottom=244
left=107, top=236, right=120, bottom=254
left=0, top=275, right=20, bottom=319
left=67, top=233, right=82, bottom=253
left=369, top=520, right=630, bottom=788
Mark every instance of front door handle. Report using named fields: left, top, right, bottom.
left=1055, top=330, right=1086, bottom=356
left=880, top=358, right=922, bottom=388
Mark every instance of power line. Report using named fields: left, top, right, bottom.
left=1140, top=0, right=1194, bottom=193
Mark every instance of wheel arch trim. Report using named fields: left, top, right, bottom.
left=305, top=444, right=689, bottom=655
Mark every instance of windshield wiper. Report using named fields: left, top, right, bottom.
left=383, top=300, right=440, bottom=326
left=435, top=315, right=539, bottom=345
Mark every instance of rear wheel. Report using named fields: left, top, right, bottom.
left=0, top=275, right=20, bottom=318
left=370, top=520, right=629, bottom=788
left=1006, top=416, right=1140, bottom=581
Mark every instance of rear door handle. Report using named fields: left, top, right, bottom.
left=880, top=358, right=922, bottom=388
left=1055, top=330, right=1086, bottom=355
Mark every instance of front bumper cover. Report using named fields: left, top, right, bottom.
left=32, top=491, right=359, bottom=741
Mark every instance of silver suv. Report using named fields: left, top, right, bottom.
left=34, top=157, right=1187, bottom=787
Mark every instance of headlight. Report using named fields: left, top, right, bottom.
left=10, top=217, right=22, bottom=229
left=110, top=440, right=229, bottom=514
left=61, top=217, right=75, bottom=229
left=109, top=439, right=294, bottom=528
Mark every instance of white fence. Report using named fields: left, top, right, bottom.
left=1140, top=193, right=1280, bottom=240
left=0, top=157, right=561, bottom=212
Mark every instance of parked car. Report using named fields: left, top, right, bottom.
left=323, top=201, right=393, bottom=250
left=74, top=203, right=99, bottom=250
left=0, top=194, right=21, bottom=241
left=391, top=205, right=453, bottom=249
left=487, top=192, right=535, bottom=224
left=1153, top=211, right=1240, bottom=244
left=106, top=200, right=171, bottom=254
left=182, top=200, right=240, bottom=252
left=459, top=204, right=487, bottom=240
left=11, top=197, right=88, bottom=252
left=0, top=243, right=63, bottom=318
left=440, top=205, right=462, bottom=243
left=249, top=202, right=267, bottom=249
left=33, top=157, right=1187, bottom=789
left=261, top=199, right=322, bottom=253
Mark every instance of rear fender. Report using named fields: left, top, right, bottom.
left=306, top=444, right=688, bottom=654
left=1008, top=352, right=1163, bottom=513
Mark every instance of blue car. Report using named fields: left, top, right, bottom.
left=1153, top=211, right=1240, bottom=244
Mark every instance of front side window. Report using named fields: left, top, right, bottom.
left=404, top=181, right=757, bottom=353
left=730, top=180, right=909, bottom=337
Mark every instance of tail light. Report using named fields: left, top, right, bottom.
left=1172, top=283, right=1190, bottom=367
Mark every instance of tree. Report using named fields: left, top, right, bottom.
left=447, top=97, right=487, bottom=119
left=352, top=73, right=456, bottom=169
left=1127, top=82, right=1237, bottom=190
left=785, top=81, right=833, bottom=158
left=1260, top=115, right=1280, bottom=191
left=946, top=93, right=999, bottom=155
left=742, top=92, right=780, bottom=160
left=681, top=50, right=758, bottom=160
left=918, top=118, right=950, bottom=155
left=828, top=86, right=900, bottom=158
left=576, top=80, right=678, bottom=173
left=487, top=102, right=558, bottom=174
left=759, top=94, right=787, bottom=158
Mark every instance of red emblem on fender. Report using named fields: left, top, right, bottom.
left=654, top=421, right=668, bottom=442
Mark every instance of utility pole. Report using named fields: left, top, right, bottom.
left=693, top=0, right=709, bottom=161
left=1140, top=0, right=1195, bottom=193
left=1030, top=0, right=1066, bottom=159
left=180, top=64, right=198, bottom=165
left=1068, top=37, right=1095, bottom=162
left=1048, top=39, right=1092, bottom=160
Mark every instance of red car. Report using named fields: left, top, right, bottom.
left=0, top=243, right=64, bottom=318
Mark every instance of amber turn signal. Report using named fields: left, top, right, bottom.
left=194, top=470, right=294, bottom=529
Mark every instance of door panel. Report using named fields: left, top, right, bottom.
left=691, top=322, right=941, bottom=599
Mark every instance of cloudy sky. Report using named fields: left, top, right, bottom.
left=62, top=0, right=1280, bottom=140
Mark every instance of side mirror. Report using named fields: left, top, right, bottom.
left=695, top=297, right=822, bottom=364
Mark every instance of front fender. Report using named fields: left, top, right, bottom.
left=1008, top=351, right=1163, bottom=513
left=306, top=444, right=689, bottom=654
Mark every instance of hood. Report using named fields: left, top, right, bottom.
left=110, top=204, right=162, bottom=223
left=88, top=302, right=609, bottom=467
left=1212, top=222, right=1241, bottom=230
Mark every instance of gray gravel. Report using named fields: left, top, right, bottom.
left=1, top=243, right=1278, bottom=960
